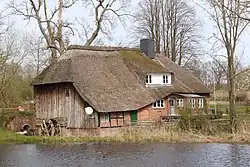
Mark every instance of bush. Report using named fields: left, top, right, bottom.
left=178, top=115, right=209, bottom=132
left=245, top=107, right=250, bottom=114
left=0, top=110, right=35, bottom=129
left=216, top=109, right=223, bottom=118
left=236, top=92, right=248, bottom=102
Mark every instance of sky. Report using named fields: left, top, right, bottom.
left=0, top=0, right=249, bottom=67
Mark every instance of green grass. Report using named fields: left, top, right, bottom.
left=210, top=103, right=250, bottom=123
left=1, top=105, right=250, bottom=144
left=0, top=129, right=117, bottom=144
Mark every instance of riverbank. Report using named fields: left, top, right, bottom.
left=1, top=125, right=250, bottom=144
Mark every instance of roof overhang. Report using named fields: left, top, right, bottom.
left=175, top=93, right=204, bottom=98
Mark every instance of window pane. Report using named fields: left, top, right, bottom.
left=106, top=113, right=109, bottom=121
left=100, top=113, right=105, bottom=121
left=149, top=75, right=152, bottom=83
left=160, top=100, right=164, bottom=107
left=157, top=100, right=160, bottom=106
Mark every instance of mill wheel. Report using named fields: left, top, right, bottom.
left=40, top=119, right=60, bottom=136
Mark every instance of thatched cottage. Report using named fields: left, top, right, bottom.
left=32, top=39, right=210, bottom=136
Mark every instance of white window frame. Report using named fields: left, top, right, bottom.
left=198, top=98, right=204, bottom=108
left=100, top=113, right=110, bottom=122
left=146, top=74, right=152, bottom=84
left=163, top=75, right=168, bottom=84
left=153, top=99, right=165, bottom=108
left=176, top=98, right=184, bottom=107
left=189, top=98, right=196, bottom=108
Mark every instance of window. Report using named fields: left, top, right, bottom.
left=163, top=75, right=168, bottom=84
left=100, top=113, right=110, bottom=122
left=198, top=98, right=204, bottom=108
left=146, top=75, right=152, bottom=83
left=176, top=99, right=184, bottom=107
left=65, top=88, right=70, bottom=97
left=153, top=99, right=165, bottom=108
left=189, top=98, right=196, bottom=108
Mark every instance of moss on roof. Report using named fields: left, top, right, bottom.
left=119, top=50, right=168, bottom=73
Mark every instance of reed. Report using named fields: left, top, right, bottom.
left=1, top=117, right=250, bottom=144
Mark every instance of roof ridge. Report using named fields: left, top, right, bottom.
left=67, top=45, right=140, bottom=52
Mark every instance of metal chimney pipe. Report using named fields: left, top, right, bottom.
left=140, top=39, right=155, bottom=59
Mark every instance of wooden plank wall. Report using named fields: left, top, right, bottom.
left=34, top=83, right=97, bottom=129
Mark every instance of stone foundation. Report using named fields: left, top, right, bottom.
left=5, top=115, right=36, bottom=132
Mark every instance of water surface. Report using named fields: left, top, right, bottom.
left=0, top=143, right=250, bottom=167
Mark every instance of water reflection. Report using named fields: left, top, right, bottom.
left=0, top=143, right=250, bottom=167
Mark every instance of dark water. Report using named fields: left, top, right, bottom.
left=0, top=143, right=250, bottom=167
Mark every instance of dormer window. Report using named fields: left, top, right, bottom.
left=146, top=75, right=152, bottom=83
left=145, top=73, right=172, bottom=87
left=163, top=75, right=168, bottom=84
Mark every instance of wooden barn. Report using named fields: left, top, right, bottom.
left=32, top=39, right=210, bottom=136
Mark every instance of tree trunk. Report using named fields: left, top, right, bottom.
left=228, top=51, right=236, bottom=132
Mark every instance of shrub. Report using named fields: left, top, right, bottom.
left=236, top=92, right=248, bottom=102
left=178, top=115, right=209, bottom=132
left=216, top=109, right=223, bottom=118
left=245, top=107, right=250, bottom=114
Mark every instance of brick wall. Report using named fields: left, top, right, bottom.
left=137, top=94, right=210, bottom=121
left=98, top=94, right=210, bottom=128
left=138, top=96, right=170, bottom=121
left=5, top=116, right=36, bottom=132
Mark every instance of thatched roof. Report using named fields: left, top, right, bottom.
left=154, top=54, right=210, bottom=94
left=32, top=46, right=210, bottom=112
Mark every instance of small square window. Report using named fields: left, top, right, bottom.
left=65, top=88, right=70, bottom=97
left=100, top=113, right=110, bottom=122
left=177, top=99, right=184, bottom=107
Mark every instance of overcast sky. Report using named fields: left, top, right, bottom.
left=0, top=0, right=249, bottom=67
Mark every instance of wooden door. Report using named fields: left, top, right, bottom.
left=130, top=111, right=138, bottom=125
left=169, top=98, right=175, bottom=115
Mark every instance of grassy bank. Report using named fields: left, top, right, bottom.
left=1, top=105, right=250, bottom=144
left=1, top=123, right=250, bottom=144
left=0, top=129, right=116, bottom=144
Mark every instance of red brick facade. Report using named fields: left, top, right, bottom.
left=138, top=97, right=170, bottom=121
left=98, top=94, right=210, bottom=128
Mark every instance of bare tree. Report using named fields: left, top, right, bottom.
left=78, top=0, right=131, bottom=46
left=132, top=0, right=200, bottom=66
left=25, top=32, right=50, bottom=76
left=208, top=60, right=227, bottom=88
left=8, top=0, right=79, bottom=60
left=204, top=0, right=249, bottom=131
left=0, top=30, right=27, bottom=107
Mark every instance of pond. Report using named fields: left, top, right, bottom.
left=0, top=143, right=250, bottom=167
